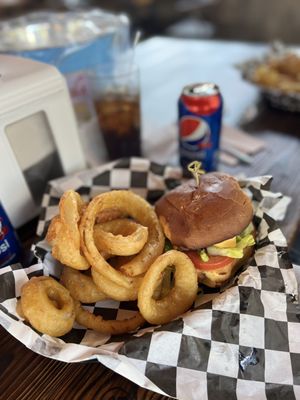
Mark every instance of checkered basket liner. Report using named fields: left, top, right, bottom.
left=1, top=157, right=300, bottom=400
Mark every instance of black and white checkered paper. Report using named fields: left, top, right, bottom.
left=1, top=157, right=300, bottom=400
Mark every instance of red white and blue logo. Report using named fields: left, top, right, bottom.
left=180, top=116, right=212, bottom=151
left=0, top=217, right=8, bottom=241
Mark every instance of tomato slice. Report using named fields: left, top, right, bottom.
left=185, top=250, right=233, bottom=271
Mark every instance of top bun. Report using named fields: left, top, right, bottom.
left=155, top=172, right=253, bottom=249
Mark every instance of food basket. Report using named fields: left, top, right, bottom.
left=1, top=157, right=300, bottom=400
left=238, top=42, right=300, bottom=112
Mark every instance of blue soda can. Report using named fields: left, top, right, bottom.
left=0, top=202, right=21, bottom=268
left=178, top=82, right=223, bottom=172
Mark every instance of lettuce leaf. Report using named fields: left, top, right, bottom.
left=207, top=234, right=255, bottom=259
left=237, top=234, right=255, bottom=249
left=239, top=222, right=254, bottom=238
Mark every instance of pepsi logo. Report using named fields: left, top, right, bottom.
left=0, top=217, right=8, bottom=241
left=180, top=116, right=212, bottom=150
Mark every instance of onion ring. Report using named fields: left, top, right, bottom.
left=80, top=191, right=164, bottom=287
left=91, top=268, right=142, bottom=301
left=46, top=190, right=89, bottom=270
left=94, top=218, right=148, bottom=256
left=74, top=299, right=145, bottom=335
left=137, top=250, right=198, bottom=325
left=21, top=276, right=75, bottom=337
left=60, top=267, right=107, bottom=303
left=96, top=208, right=122, bottom=224
left=16, top=299, right=25, bottom=319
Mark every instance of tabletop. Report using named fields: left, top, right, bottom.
left=1, top=36, right=300, bottom=400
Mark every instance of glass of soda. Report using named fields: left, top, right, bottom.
left=90, top=62, right=142, bottom=160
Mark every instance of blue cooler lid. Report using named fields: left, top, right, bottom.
left=0, top=9, right=130, bottom=73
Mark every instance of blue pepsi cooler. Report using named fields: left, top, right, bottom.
left=178, top=82, right=223, bottom=172
left=0, top=202, right=21, bottom=268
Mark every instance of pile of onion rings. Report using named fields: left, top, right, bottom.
left=19, top=189, right=199, bottom=337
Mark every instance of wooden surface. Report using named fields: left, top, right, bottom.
left=1, top=37, right=300, bottom=400
left=0, top=327, right=168, bottom=400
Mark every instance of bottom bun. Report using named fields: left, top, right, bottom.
left=197, top=245, right=254, bottom=288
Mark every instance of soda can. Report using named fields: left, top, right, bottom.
left=178, top=82, right=223, bottom=172
left=0, top=202, right=21, bottom=268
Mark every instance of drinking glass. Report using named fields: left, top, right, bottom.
left=90, top=63, right=142, bottom=160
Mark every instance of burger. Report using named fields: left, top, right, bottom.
left=155, top=172, right=255, bottom=287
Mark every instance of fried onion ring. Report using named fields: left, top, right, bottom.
left=94, top=218, right=148, bottom=256
left=80, top=191, right=164, bottom=286
left=60, top=267, right=107, bottom=303
left=46, top=190, right=89, bottom=270
left=91, top=268, right=143, bottom=301
left=96, top=208, right=122, bottom=224
left=137, top=250, right=198, bottom=325
left=21, top=276, right=75, bottom=337
left=16, top=299, right=25, bottom=319
left=74, top=299, right=145, bottom=335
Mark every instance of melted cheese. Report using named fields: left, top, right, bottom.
left=214, top=236, right=236, bottom=248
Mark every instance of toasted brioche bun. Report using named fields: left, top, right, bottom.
left=155, top=172, right=253, bottom=250
left=196, top=244, right=254, bottom=288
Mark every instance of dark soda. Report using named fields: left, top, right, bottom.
left=94, top=94, right=141, bottom=160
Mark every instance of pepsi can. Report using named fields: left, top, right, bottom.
left=178, top=82, right=223, bottom=172
left=0, top=202, right=21, bottom=268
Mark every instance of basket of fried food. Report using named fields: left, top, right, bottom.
left=239, top=43, right=300, bottom=112
left=17, top=167, right=256, bottom=338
